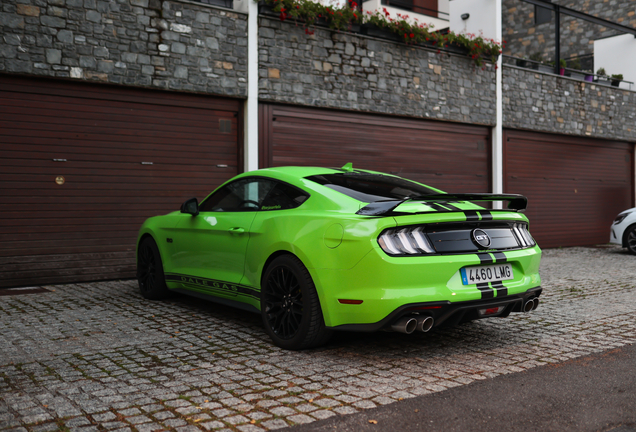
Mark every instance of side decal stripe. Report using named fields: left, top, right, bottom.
left=464, top=210, right=479, bottom=221
left=164, top=273, right=260, bottom=299
left=491, top=281, right=508, bottom=297
left=476, top=282, right=494, bottom=299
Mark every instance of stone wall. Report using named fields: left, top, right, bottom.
left=503, top=66, right=636, bottom=142
left=0, top=0, right=247, bottom=96
left=258, top=17, right=497, bottom=125
left=503, top=0, right=634, bottom=64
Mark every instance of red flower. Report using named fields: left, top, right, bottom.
left=409, top=33, right=414, bottom=38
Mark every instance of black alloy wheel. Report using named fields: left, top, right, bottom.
left=137, top=237, right=170, bottom=300
left=261, top=255, right=332, bottom=350
left=626, top=226, right=636, bottom=255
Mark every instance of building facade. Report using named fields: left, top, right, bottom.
left=1, top=0, right=634, bottom=287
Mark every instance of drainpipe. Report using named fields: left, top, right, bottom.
left=244, top=0, right=259, bottom=172
left=492, top=0, right=503, bottom=208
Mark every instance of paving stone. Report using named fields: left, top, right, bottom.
left=1, top=247, right=636, bottom=432
left=260, top=419, right=289, bottom=430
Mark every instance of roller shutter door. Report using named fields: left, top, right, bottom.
left=0, top=75, right=240, bottom=288
left=504, top=129, right=634, bottom=248
left=259, top=104, right=491, bottom=193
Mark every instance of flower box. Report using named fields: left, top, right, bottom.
left=360, top=23, right=403, bottom=43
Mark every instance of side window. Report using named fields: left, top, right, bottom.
left=261, top=182, right=310, bottom=211
left=199, top=178, right=275, bottom=212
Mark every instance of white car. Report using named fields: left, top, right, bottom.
left=610, top=207, right=636, bottom=254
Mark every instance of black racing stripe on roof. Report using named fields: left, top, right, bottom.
left=427, top=203, right=448, bottom=211
left=441, top=202, right=461, bottom=211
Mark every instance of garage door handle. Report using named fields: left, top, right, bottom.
left=229, top=227, right=245, bottom=234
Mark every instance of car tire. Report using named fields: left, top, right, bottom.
left=625, top=225, right=636, bottom=255
left=137, top=237, right=171, bottom=300
left=261, top=255, right=332, bottom=350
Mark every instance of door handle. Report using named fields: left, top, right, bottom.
left=228, top=227, right=245, bottom=234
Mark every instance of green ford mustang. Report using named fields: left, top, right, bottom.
left=137, top=164, right=542, bottom=350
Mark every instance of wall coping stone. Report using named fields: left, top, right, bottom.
left=504, top=64, right=636, bottom=94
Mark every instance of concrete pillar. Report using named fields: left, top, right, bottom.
left=492, top=0, right=503, bottom=208
left=244, top=0, right=259, bottom=172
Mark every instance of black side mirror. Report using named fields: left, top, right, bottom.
left=180, top=197, right=199, bottom=216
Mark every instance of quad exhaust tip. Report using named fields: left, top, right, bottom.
left=416, top=316, right=434, bottom=332
left=391, top=316, right=434, bottom=334
left=523, top=297, right=540, bottom=313
left=391, top=317, right=417, bottom=334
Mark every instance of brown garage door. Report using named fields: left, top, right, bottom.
left=259, top=104, right=491, bottom=193
left=0, top=75, right=240, bottom=288
left=504, top=129, right=634, bottom=248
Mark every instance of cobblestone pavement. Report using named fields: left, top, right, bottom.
left=1, top=246, right=635, bottom=432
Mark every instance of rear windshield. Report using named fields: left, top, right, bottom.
left=306, top=173, right=438, bottom=203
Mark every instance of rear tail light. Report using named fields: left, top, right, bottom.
left=378, top=227, right=435, bottom=255
left=512, top=222, right=536, bottom=247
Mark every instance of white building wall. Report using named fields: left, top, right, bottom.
left=449, top=0, right=497, bottom=40
left=594, top=34, right=636, bottom=90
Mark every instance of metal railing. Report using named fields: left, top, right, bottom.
left=503, top=55, right=634, bottom=91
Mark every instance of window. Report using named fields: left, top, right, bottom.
left=261, top=182, right=309, bottom=211
left=535, top=2, right=552, bottom=25
left=305, top=173, right=438, bottom=203
left=199, top=178, right=310, bottom=212
left=200, top=178, right=275, bottom=212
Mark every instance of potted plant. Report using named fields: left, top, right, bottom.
left=559, top=59, right=567, bottom=75
left=567, top=58, right=584, bottom=80
left=515, top=56, right=529, bottom=68
left=595, top=68, right=610, bottom=85
left=584, top=70, right=594, bottom=82
left=611, top=73, right=623, bottom=87
left=528, top=52, right=543, bottom=70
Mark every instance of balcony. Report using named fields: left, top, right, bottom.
left=503, top=55, right=634, bottom=91
left=363, top=0, right=449, bottom=30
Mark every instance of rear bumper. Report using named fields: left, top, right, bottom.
left=312, top=245, right=542, bottom=328
left=329, top=286, right=542, bottom=331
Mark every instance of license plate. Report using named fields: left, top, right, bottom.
left=461, top=263, right=514, bottom=285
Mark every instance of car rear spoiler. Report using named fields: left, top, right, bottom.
left=356, top=193, right=528, bottom=216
